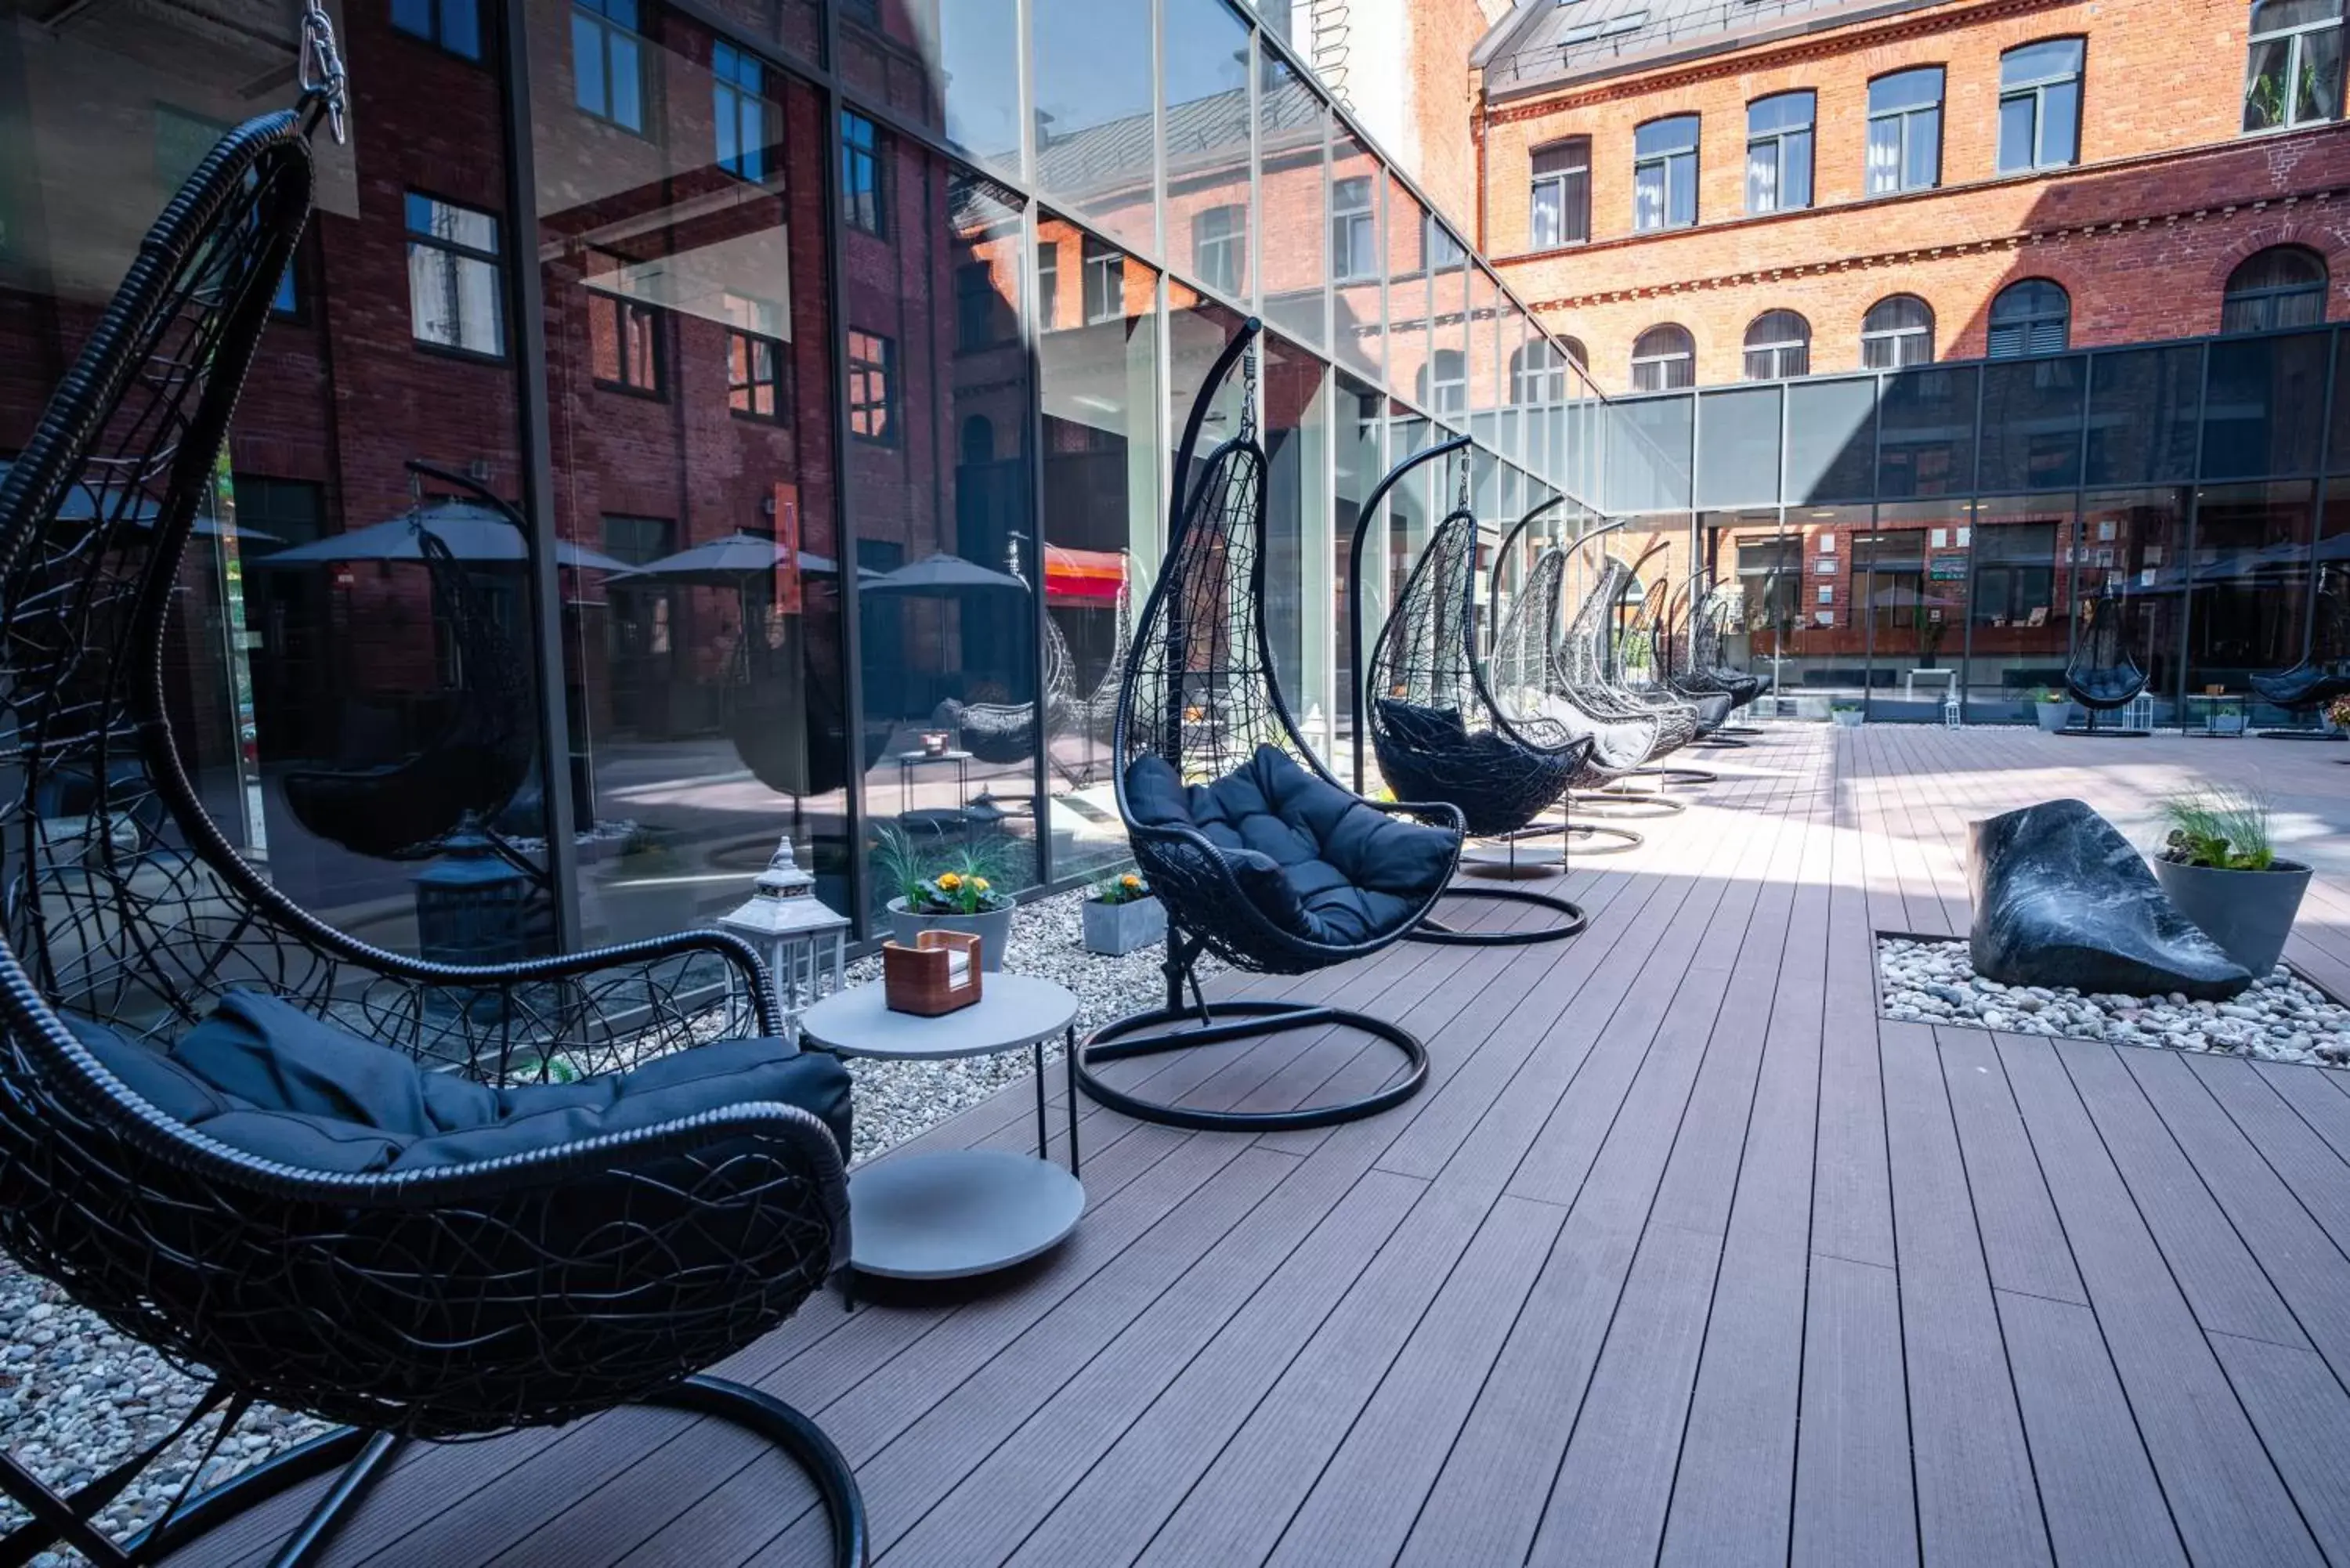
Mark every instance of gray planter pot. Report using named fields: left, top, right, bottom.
left=2149, top=856, right=2312, bottom=979
left=1082, top=894, right=1166, bottom=956
left=1831, top=708, right=1864, bottom=728
left=2034, top=702, right=2076, bottom=732
left=886, top=897, right=1014, bottom=971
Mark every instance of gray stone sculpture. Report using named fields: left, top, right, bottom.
left=1969, top=798, right=2252, bottom=1001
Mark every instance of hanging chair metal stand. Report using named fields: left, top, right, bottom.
left=82, top=1377, right=865, bottom=1568
left=1075, top=934, right=1429, bottom=1133
left=1350, top=445, right=1586, bottom=950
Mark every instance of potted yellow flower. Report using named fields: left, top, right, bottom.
left=1083, top=870, right=1164, bottom=956
left=874, top=828, right=1018, bottom=970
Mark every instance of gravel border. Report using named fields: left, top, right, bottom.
left=0, top=885, right=1198, bottom=1562
left=1878, top=936, right=2350, bottom=1065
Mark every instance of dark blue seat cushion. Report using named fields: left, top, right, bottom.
left=1126, top=744, right=1455, bottom=948
left=63, top=992, right=851, bottom=1176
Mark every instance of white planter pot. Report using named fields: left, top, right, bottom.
left=2034, top=703, right=2076, bottom=732
left=887, top=898, right=1014, bottom=970
left=1831, top=709, right=1864, bottom=728
left=1083, top=895, right=1166, bottom=956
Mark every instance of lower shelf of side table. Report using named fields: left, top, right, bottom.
left=848, top=1147, right=1086, bottom=1281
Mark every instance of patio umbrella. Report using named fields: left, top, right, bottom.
left=862, top=551, right=1029, bottom=594
left=0, top=461, right=277, bottom=542
left=249, top=499, right=633, bottom=572
left=613, top=531, right=844, bottom=583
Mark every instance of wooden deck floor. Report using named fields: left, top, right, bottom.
left=170, top=724, right=2350, bottom=1568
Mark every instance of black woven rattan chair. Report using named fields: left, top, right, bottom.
left=1676, top=581, right=1769, bottom=728
left=2250, top=565, right=2350, bottom=735
left=278, top=463, right=536, bottom=862
left=2062, top=591, right=2151, bottom=738
left=1356, top=473, right=1592, bottom=944
left=0, top=103, right=866, bottom=1568
left=1075, top=320, right=1463, bottom=1133
left=1660, top=580, right=1758, bottom=747
left=931, top=598, right=1074, bottom=768
left=1575, top=544, right=1722, bottom=786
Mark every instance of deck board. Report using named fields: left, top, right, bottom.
left=157, top=724, right=2350, bottom=1568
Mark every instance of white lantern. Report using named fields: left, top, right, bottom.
left=717, top=837, right=851, bottom=1045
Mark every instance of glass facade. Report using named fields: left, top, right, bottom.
left=1, top=0, right=1581, bottom=952
left=1618, top=325, right=2350, bottom=727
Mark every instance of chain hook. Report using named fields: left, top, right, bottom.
left=298, top=1, right=350, bottom=146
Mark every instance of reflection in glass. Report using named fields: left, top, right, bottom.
left=1785, top=378, right=1877, bottom=504
left=1607, top=394, right=1694, bottom=515
left=1039, top=215, right=1161, bottom=880
left=1979, top=356, right=2084, bottom=491
left=845, top=0, right=1021, bottom=178
left=1768, top=504, right=1873, bottom=708
left=2078, top=488, right=2189, bottom=725
left=1327, top=131, right=1378, bottom=369
left=533, top=9, right=850, bottom=941
left=1166, top=0, right=1253, bottom=303
left=841, top=146, right=1039, bottom=916
left=1878, top=365, right=1978, bottom=497
left=1383, top=176, right=1426, bottom=406
left=1262, top=51, right=1329, bottom=348
left=1965, top=496, right=2073, bottom=719
left=1695, top=385, right=1782, bottom=508
left=2203, top=331, right=2329, bottom=479
left=1864, top=501, right=1969, bottom=715
left=1335, top=375, right=1384, bottom=786
left=2087, top=345, right=2201, bottom=486
left=1033, top=0, right=1157, bottom=254
left=1264, top=333, right=1332, bottom=748
left=2187, top=482, right=2316, bottom=717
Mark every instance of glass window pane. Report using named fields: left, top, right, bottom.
left=1784, top=128, right=1812, bottom=208
left=2187, top=482, right=2316, bottom=711
left=609, top=34, right=642, bottom=130
left=2087, top=345, right=2203, bottom=486
left=1166, top=0, right=1252, bottom=302
left=1263, top=52, right=1327, bottom=349
left=1697, top=386, right=1783, bottom=508
left=1961, top=497, right=2074, bottom=721
left=1334, top=374, right=1383, bottom=788
left=1786, top=378, right=1879, bottom=504
left=1383, top=176, right=1426, bottom=396
left=855, top=0, right=1020, bottom=178
left=1032, top=0, right=1155, bottom=253
left=1039, top=215, right=1159, bottom=876
left=1979, top=356, right=2084, bottom=490
left=2301, top=25, right=2345, bottom=121
left=2255, top=0, right=2345, bottom=30
left=1668, top=151, right=1697, bottom=226
left=1607, top=394, right=1694, bottom=515
left=1906, top=107, right=1940, bottom=188
left=2077, top=488, right=2189, bottom=725
left=1870, top=67, right=1942, bottom=111
left=1262, top=333, right=1328, bottom=725
left=2247, top=35, right=2295, bottom=130
left=2039, top=79, right=2079, bottom=164
left=2002, top=38, right=2084, bottom=85
left=1878, top=365, right=1979, bottom=497
left=1635, top=162, right=1665, bottom=230
left=1998, top=94, right=2035, bottom=172
left=1329, top=132, right=1379, bottom=377
left=1866, top=116, right=1901, bottom=193
left=2204, top=331, right=2330, bottom=478
left=442, top=0, right=481, bottom=56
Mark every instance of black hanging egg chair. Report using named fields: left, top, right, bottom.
left=2062, top=590, right=2151, bottom=737
left=1354, top=457, right=1593, bottom=943
left=1076, top=320, right=1463, bottom=1134
left=1486, top=534, right=1664, bottom=846
left=2250, top=565, right=2350, bottom=737
left=930, top=591, right=1076, bottom=768
left=0, top=84, right=865, bottom=1568
left=276, top=463, right=537, bottom=862
left=1678, top=580, right=1770, bottom=728
left=1660, top=578, right=1757, bottom=748
left=1583, top=542, right=1724, bottom=782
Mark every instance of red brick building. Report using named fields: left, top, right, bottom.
left=1465, top=0, right=2350, bottom=392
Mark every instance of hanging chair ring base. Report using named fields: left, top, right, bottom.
left=1076, top=999, right=1429, bottom=1133
left=2055, top=726, right=2153, bottom=739
left=1564, top=821, right=1643, bottom=854
left=1692, top=735, right=1752, bottom=750
left=1602, top=765, right=1716, bottom=789
left=1564, top=789, right=1685, bottom=820
left=1409, top=884, right=1588, bottom=946
left=2255, top=728, right=2349, bottom=741
left=113, top=1377, right=865, bottom=1568
left=1718, top=723, right=1766, bottom=736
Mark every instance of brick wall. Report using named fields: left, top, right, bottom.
left=1470, top=0, right=2350, bottom=392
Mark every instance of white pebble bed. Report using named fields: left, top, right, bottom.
left=0, top=884, right=1191, bottom=1560
left=1878, top=936, right=2350, bottom=1066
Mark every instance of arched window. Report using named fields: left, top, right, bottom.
left=2246, top=0, right=2345, bottom=132
left=1629, top=324, right=1694, bottom=392
left=1987, top=279, right=2069, bottom=358
left=1742, top=310, right=1810, bottom=379
left=2223, top=245, right=2330, bottom=332
left=1860, top=294, right=1935, bottom=368
left=1996, top=38, right=2084, bottom=172
left=1560, top=336, right=1588, bottom=370
left=960, top=414, right=996, bottom=467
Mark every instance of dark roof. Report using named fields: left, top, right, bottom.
left=1476, top=0, right=1931, bottom=99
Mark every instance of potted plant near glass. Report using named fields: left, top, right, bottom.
left=1830, top=700, right=1864, bottom=728
left=874, top=826, right=1018, bottom=970
left=2031, top=687, right=2076, bottom=732
left=1082, top=871, right=1164, bottom=956
left=2149, top=790, right=2312, bottom=978
left=2329, top=694, right=2350, bottom=738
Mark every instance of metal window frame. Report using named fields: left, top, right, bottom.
left=1996, top=38, right=2085, bottom=174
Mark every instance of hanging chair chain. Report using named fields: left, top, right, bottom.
left=1241, top=339, right=1258, bottom=441
left=298, top=0, right=350, bottom=146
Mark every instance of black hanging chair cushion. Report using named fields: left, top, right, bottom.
left=1126, top=745, right=1455, bottom=948
left=66, top=992, right=852, bottom=1175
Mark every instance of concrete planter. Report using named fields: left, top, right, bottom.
left=887, top=897, right=1014, bottom=970
left=1831, top=707, right=1864, bottom=728
left=2150, top=856, right=2312, bottom=978
left=2034, top=702, right=2076, bottom=732
left=1083, top=894, right=1166, bottom=956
